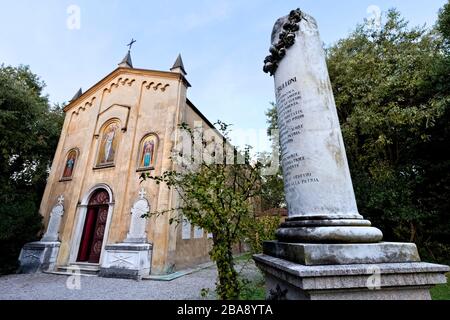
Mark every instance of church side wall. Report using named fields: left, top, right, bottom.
left=172, top=104, right=219, bottom=270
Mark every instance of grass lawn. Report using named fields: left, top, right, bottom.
left=233, top=253, right=266, bottom=300
left=239, top=276, right=266, bottom=300
left=431, top=273, right=450, bottom=300
left=234, top=253, right=253, bottom=263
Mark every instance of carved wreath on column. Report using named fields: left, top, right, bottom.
left=263, top=8, right=307, bottom=76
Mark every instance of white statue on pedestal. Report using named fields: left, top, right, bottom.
left=125, top=188, right=149, bottom=243
left=41, top=195, right=65, bottom=242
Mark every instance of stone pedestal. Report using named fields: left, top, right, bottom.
left=18, top=242, right=61, bottom=273
left=255, top=238, right=450, bottom=300
left=257, top=8, right=450, bottom=300
left=99, top=243, right=153, bottom=280
left=263, top=241, right=422, bottom=265
left=18, top=196, right=64, bottom=274
left=254, top=252, right=449, bottom=300
left=99, top=189, right=152, bottom=280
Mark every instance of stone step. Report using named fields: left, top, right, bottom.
left=44, top=270, right=98, bottom=277
left=57, top=264, right=100, bottom=276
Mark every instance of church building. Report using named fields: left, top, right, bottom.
left=20, top=49, right=220, bottom=279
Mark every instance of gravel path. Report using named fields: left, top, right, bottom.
left=0, top=261, right=261, bottom=300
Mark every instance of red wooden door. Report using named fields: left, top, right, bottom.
left=88, top=206, right=108, bottom=263
left=77, top=208, right=97, bottom=262
left=77, top=190, right=110, bottom=264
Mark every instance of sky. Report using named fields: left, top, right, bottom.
left=0, top=0, right=447, bottom=152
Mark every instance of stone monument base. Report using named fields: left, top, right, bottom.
left=18, top=241, right=61, bottom=273
left=254, top=242, right=449, bottom=300
left=263, top=241, right=422, bottom=265
left=99, top=243, right=152, bottom=280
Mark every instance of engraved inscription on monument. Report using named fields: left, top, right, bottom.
left=276, top=77, right=322, bottom=217
left=276, top=79, right=320, bottom=196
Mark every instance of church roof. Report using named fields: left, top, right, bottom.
left=119, top=51, right=133, bottom=68
left=70, top=88, right=83, bottom=102
left=186, top=98, right=228, bottom=144
left=171, top=54, right=187, bottom=75
left=65, top=49, right=195, bottom=112
left=64, top=67, right=191, bottom=111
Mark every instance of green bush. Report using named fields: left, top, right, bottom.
left=243, top=216, right=280, bottom=254
left=0, top=193, right=43, bottom=275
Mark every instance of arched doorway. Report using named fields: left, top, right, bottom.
left=77, top=189, right=110, bottom=263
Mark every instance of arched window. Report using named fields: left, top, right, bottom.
left=96, top=119, right=121, bottom=168
left=61, top=149, right=78, bottom=180
left=137, top=134, right=158, bottom=171
left=88, top=189, right=110, bottom=205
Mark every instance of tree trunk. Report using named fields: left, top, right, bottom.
left=211, top=237, right=240, bottom=300
left=409, top=222, right=416, bottom=243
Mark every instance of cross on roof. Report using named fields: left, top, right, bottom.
left=57, top=195, right=65, bottom=205
left=139, top=188, right=147, bottom=200
left=127, top=38, right=137, bottom=51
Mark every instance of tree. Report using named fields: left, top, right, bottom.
left=265, top=102, right=278, bottom=138
left=141, top=122, right=263, bottom=300
left=438, top=0, right=450, bottom=47
left=258, top=151, right=285, bottom=210
left=262, top=102, right=285, bottom=210
left=0, top=65, right=64, bottom=274
left=242, top=214, right=279, bottom=254
left=326, top=8, right=450, bottom=263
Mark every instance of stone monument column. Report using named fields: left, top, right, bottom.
left=254, top=9, right=449, bottom=300
left=265, top=9, right=382, bottom=243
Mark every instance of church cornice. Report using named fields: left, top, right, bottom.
left=64, top=67, right=191, bottom=113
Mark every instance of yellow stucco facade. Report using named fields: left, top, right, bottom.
left=39, top=59, right=216, bottom=275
